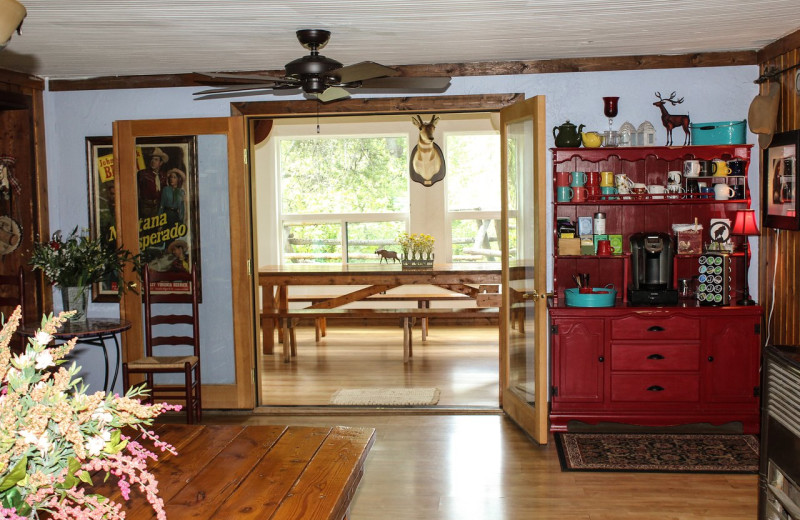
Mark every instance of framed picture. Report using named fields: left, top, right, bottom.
left=134, top=136, right=201, bottom=298
left=86, top=136, right=121, bottom=302
left=763, top=129, right=799, bottom=230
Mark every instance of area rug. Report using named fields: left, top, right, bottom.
left=330, top=387, right=440, bottom=406
left=554, top=433, right=759, bottom=473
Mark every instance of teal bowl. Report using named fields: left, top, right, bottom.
left=564, top=286, right=617, bottom=307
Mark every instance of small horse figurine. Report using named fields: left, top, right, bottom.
left=375, top=248, right=399, bottom=263
left=653, top=92, right=691, bottom=146
left=410, top=115, right=446, bottom=186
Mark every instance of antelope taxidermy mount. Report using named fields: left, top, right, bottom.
left=410, top=115, right=446, bottom=187
left=653, top=91, right=691, bottom=146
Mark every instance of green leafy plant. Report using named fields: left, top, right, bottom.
left=29, top=227, right=139, bottom=294
left=0, top=307, right=180, bottom=519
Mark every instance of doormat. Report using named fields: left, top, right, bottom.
left=554, top=432, right=759, bottom=473
left=330, top=387, right=440, bottom=406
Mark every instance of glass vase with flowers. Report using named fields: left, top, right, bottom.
left=29, top=227, right=139, bottom=322
left=396, top=232, right=435, bottom=269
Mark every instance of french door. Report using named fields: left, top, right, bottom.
left=113, top=117, right=255, bottom=409
left=499, top=96, right=549, bottom=444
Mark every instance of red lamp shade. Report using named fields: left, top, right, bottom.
left=732, top=209, right=759, bottom=236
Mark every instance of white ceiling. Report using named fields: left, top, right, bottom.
left=0, top=0, right=798, bottom=81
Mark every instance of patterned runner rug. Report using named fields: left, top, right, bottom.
left=555, top=432, right=759, bottom=473
left=330, top=387, right=440, bottom=406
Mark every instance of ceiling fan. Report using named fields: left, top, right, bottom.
left=193, top=29, right=451, bottom=103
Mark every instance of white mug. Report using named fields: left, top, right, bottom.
left=683, top=160, right=701, bottom=178
left=667, top=170, right=682, bottom=185
left=714, top=184, right=735, bottom=200
left=667, top=184, right=684, bottom=199
left=648, top=185, right=666, bottom=198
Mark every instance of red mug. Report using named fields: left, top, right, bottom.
left=556, top=171, right=572, bottom=187
left=597, top=239, right=616, bottom=256
left=572, top=186, right=589, bottom=202
left=585, top=171, right=600, bottom=187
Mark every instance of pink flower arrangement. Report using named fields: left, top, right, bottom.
left=0, top=306, right=181, bottom=519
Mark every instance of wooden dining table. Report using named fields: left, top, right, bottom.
left=102, top=423, right=375, bottom=520
left=258, top=263, right=502, bottom=354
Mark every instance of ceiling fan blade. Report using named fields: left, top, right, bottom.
left=196, top=72, right=294, bottom=84
left=194, top=83, right=283, bottom=96
left=316, top=86, right=352, bottom=103
left=358, top=76, right=452, bottom=90
left=332, top=61, right=399, bottom=84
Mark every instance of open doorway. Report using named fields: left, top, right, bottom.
left=251, top=111, right=503, bottom=408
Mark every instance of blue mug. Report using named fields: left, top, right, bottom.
left=569, top=171, right=587, bottom=187
left=700, top=187, right=714, bottom=199
left=556, top=186, right=574, bottom=202
left=600, top=186, right=618, bottom=200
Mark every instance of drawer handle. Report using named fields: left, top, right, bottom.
left=708, top=356, right=714, bottom=362
left=647, top=385, right=665, bottom=392
left=647, top=326, right=665, bottom=332
left=647, top=354, right=665, bottom=360
left=598, top=356, right=605, bottom=363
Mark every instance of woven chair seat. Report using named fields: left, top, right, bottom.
left=127, top=355, right=199, bottom=370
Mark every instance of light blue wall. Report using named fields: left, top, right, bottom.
left=42, top=65, right=760, bottom=394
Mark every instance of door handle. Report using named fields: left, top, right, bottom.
left=522, top=290, right=554, bottom=300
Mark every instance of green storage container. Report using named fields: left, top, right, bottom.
left=690, top=120, right=746, bottom=145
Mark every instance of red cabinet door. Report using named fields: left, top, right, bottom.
left=704, top=316, right=761, bottom=403
left=551, top=319, right=605, bottom=403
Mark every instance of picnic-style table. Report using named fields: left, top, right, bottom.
left=109, top=423, right=375, bottom=520
left=258, top=263, right=502, bottom=354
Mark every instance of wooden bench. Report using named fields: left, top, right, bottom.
left=264, top=307, right=499, bottom=363
left=287, top=292, right=475, bottom=341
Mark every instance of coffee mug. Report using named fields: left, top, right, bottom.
left=632, top=183, right=647, bottom=195
left=667, top=184, right=684, bottom=199
left=700, top=187, right=714, bottom=198
left=711, top=160, right=731, bottom=177
left=572, top=186, right=589, bottom=202
left=600, top=171, right=614, bottom=187
left=667, top=170, right=682, bottom=185
left=601, top=186, right=618, bottom=200
left=714, top=184, right=735, bottom=200
left=683, top=160, right=701, bottom=178
left=556, top=186, right=574, bottom=202
left=586, top=185, right=601, bottom=199
left=615, top=174, right=633, bottom=191
left=556, top=171, right=572, bottom=187
left=586, top=171, right=600, bottom=187
left=731, top=185, right=745, bottom=200
left=727, top=159, right=746, bottom=176
left=686, top=179, right=700, bottom=194
left=648, top=185, right=667, bottom=198
left=596, top=239, right=616, bottom=256
left=570, top=171, right=587, bottom=187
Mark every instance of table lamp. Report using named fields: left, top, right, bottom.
left=731, top=209, right=758, bottom=306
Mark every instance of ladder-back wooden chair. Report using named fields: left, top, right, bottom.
left=122, top=265, right=201, bottom=424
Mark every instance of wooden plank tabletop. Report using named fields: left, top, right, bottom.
left=110, top=424, right=375, bottom=520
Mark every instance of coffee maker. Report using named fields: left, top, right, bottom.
left=628, top=232, right=678, bottom=305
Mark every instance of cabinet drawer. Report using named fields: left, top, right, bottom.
left=611, top=343, right=700, bottom=371
left=610, top=314, right=700, bottom=340
left=611, top=374, right=700, bottom=402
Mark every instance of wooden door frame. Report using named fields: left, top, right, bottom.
left=114, top=117, right=254, bottom=409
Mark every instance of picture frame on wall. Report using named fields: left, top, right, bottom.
left=763, top=129, right=799, bottom=230
left=86, top=136, right=121, bottom=302
left=135, top=136, right=201, bottom=299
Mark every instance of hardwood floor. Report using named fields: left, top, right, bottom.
left=244, top=323, right=759, bottom=519
left=259, top=323, right=500, bottom=407
left=197, top=413, right=758, bottom=520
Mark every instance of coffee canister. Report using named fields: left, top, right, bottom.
left=593, top=212, right=606, bottom=235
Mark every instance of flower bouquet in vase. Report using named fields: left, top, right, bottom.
left=0, top=306, right=180, bottom=519
left=397, top=232, right=435, bottom=269
left=29, top=227, right=139, bottom=323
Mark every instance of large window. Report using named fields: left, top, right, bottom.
left=279, top=135, right=409, bottom=263
left=445, top=133, right=501, bottom=263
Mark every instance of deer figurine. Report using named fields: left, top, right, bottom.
left=653, top=92, right=691, bottom=146
left=410, top=115, right=445, bottom=186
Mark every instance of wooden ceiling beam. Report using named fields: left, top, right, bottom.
left=47, top=51, right=756, bottom=92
